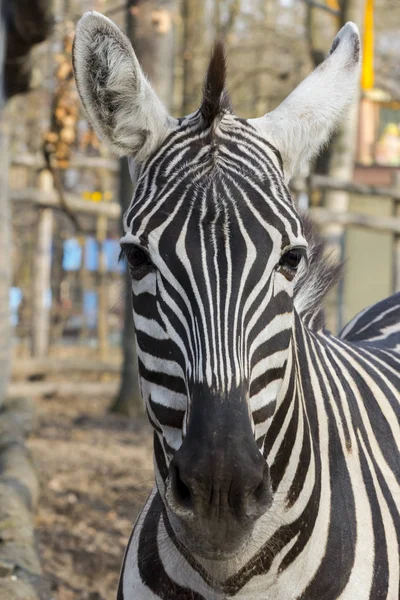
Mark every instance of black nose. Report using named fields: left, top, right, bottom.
left=167, top=440, right=271, bottom=522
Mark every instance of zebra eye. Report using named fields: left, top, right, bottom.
left=277, top=248, right=305, bottom=280
left=120, top=244, right=153, bottom=279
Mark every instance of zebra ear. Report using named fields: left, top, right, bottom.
left=250, top=22, right=361, bottom=180
left=73, top=11, right=176, bottom=160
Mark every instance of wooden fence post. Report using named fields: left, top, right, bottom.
left=0, top=110, right=11, bottom=407
left=78, top=236, right=90, bottom=341
left=32, top=170, right=54, bottom=357
left=96, top=213, right=108, bottom=361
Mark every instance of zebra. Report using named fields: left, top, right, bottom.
left=73, top=12, right=400, bottom=600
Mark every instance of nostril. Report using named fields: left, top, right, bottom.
left=254, top=479, right=268, bottom=504
left=172, top=466, right=192, bottom=509
left=252, top=466, right=271, bottom=508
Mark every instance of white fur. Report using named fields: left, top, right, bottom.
left=73, top=11, right=177, bottom=160
left=250, top=22, right=361, bottom=180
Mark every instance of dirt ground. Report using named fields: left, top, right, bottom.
left=28, top=393, right=154, bottom=600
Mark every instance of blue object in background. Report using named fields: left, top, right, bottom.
left=85, top=237, right=98, bottom=271
left=10, top=236, right=122, bottom=332
left=103, top=238, right=125, bottom=273
left=62, top=239, right=82, bottom=271
left=45, top=288, right=52, bottom=309
left=62, top=237, right=124, bottom=273
left=9, top=287, right=51, bottom=327
left=83, top=290, right=98, bottom=329
left=8, top=239, right=124, bottom=333
left=9, top=287, right=22, bottom=326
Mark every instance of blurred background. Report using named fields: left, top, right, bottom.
left=0, top=1, right=399, bottom=599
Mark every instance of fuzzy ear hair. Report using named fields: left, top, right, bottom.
left=250, top=22, right=361, bottom=180
left=73, top=11, right=177, bottom=160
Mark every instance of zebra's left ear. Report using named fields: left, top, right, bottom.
left=73, top=11, right=177, bottom=160
left=250, top=22, right=361, bottom=180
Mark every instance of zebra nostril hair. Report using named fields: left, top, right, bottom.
left=246, top=466, right=271, bottom=517
left=171, top=466, right=193, bottom=510
left=253, top=479, right=269, bottom=505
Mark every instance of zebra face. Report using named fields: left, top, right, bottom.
left=73, top=12, right=360, bottom=560
left=120, top=117, right=307, bottom=557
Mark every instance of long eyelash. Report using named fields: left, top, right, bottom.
left=118, top=248, right=125, bottom=263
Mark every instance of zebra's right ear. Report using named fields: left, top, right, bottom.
left=73, top=11, right=177, bottom=160
left=250, top=22, right=361, bottom=180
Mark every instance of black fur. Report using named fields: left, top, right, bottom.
left=200, top=41, right=232, bottom=125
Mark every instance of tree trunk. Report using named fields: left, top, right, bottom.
left=128, top=1, right=176, bottom=107
left=96, top=214, right=109, bottom=360
left=181, top=0, right=206, bottom=115
left=110, top=157, right=142, bottom=416
left=306, top=1, right=338, bottom=69
left=111, top=1, right=177, bottom=415
left=306, top=0, right=340, bottom=176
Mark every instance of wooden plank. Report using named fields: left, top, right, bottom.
left=31, top=207, right=53, bottom=357
left=304, top=174, right=400, bottom=202
left=309, top=206, right=400, bottom=235
left=10, top=187, right=121, bottom=219
left=31, top=172, right=54, bottom=357
left=12, top=358, right=121, bottom=377
left=8, top=381, right=119, bottom=398
left=11, top=153, right=118, bottom=171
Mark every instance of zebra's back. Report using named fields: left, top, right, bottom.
left=340, top=292, right=400, bottom=352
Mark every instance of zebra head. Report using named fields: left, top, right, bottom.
left=74, top=14, right=360, bottom=561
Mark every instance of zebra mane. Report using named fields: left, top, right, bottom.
left=200, top=42, right=232, bottom=126
left=294, top=215, right=343, bottom=330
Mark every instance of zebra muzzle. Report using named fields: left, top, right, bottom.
left=163, top=385, right=273, bottom=557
